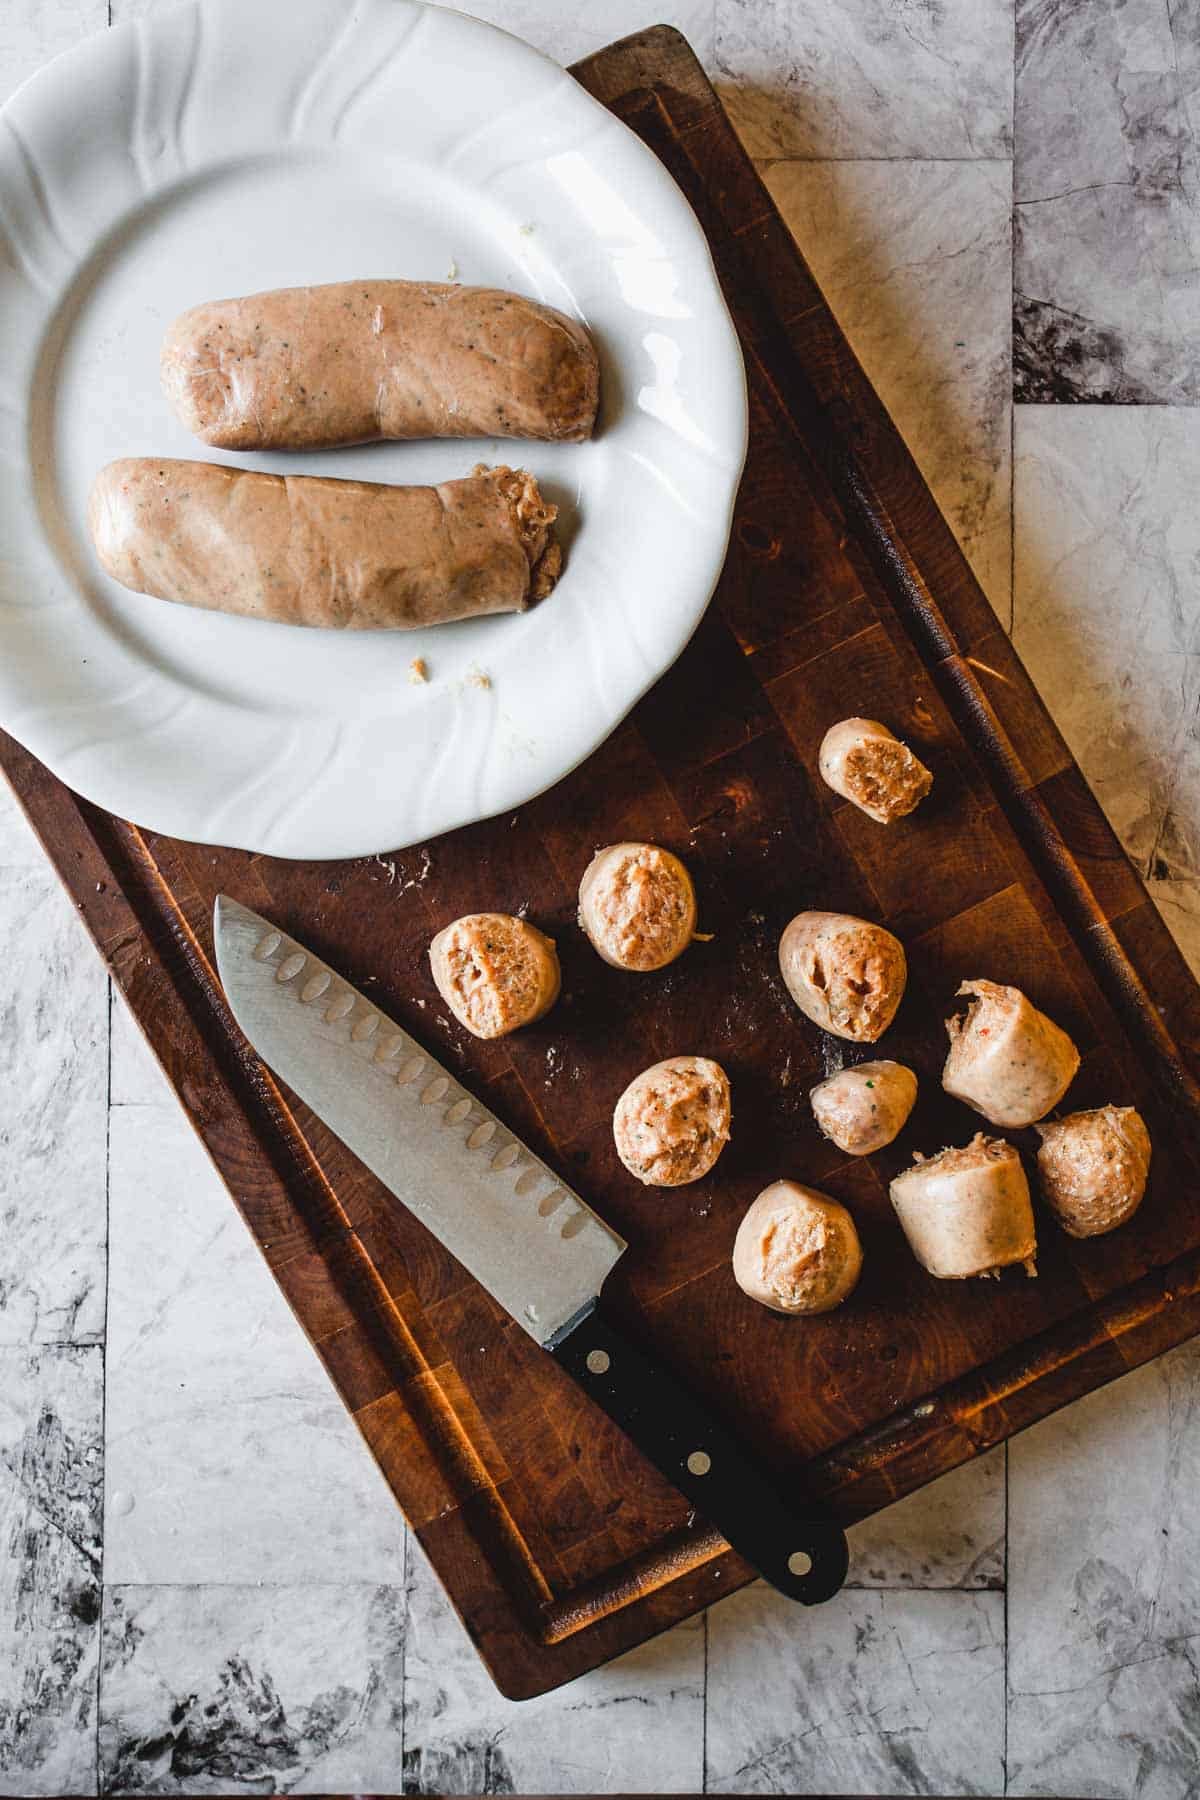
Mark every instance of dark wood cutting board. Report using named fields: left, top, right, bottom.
left=8, top=27, right=1200, bottom=1699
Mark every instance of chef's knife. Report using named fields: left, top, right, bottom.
left=213, top=895, right=848, bottom=1604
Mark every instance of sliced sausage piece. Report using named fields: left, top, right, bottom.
left=818, top=718, right=933, bottom=823
left=810, top=1060, right=917, bottom=1156
left=779, top=911, right=906, bottom=1043
left=890, top=1134, right=1037, bottom=1279
left=88, top=458, right=561, bottom=630
left=943, top=979, right=1079, bottom=1128
left=578, top=842, right=697, bottom=972
left=613, top=1056, right=731, bottom=1187
left=733, top=1181, right=863, bottom=1315
left=161, top=280, right=600, bottom=449
left=429, top=913, right=560, bottom=1040
left=1035, top=1104, right=1151, bottom=1238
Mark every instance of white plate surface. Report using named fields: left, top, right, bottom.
left=0, top=0, right=747, bottom=859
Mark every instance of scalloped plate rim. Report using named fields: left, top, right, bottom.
left=0, top=0, right=748, bottom=860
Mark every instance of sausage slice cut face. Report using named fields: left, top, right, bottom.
left=578, top=843, right=697, bottom=972
left=942, top=979, right=1079, bottom=1128
left=818, top=718, right=933, bottom=823
left=612, top=1056, right=731, bottom=1187
left=732, top=1181, right=863, bottom=1314
left=890, top=1134, right=1037, bottom=1279
left=779, top=912, right=907, bottom=1043
left=429, top=913, right=560, bottom=1040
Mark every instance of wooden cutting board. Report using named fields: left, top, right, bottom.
left=7, top=26, right=1200, bottom=1700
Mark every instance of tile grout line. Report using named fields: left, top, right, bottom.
left=95, top=975, right=114, bottom=1796
left=1003, top=1442, right=1010, bottom=1795
left=51, top=1573, right=1007, bottom=1593
left=399, top=1522, right=408, bottom=1789
left=752, top=154, right=1018, bottom=166
left=96, top=42, right=112, bottom=1798
left=1008, top=147, right=1016, bottom=638
left=701, top=1603, right=709, bottom=1792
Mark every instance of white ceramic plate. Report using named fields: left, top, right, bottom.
left=0, top=0, right=746, bottom=859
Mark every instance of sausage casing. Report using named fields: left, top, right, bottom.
left=161, top=280, right=600, bottom=450
left=890, top=1134, right=1037, bottom=1279
left=88, top=458, right=561, bottom=631
left=943, top=979, right=1079, bottom=1128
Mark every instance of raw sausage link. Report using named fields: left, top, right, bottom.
left=88, top=457, right=561, bottom=630
left=161, top=280, right=600, bottom=449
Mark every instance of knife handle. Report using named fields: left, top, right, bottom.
left=549, top=1303, right=848, bottom=1604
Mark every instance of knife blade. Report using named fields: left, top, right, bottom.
left=214, top=894, right=848, bottom=1604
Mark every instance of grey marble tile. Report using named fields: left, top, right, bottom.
left=1015, top=0, right=1200, bottom=401
left=765, top=159, right=1013, bottom=622
left=104, top=1103, right=405, bottom=1585
left=706, top=1584, right=1005, bottom=1795
left=0, top=864, right=108, bottom=1346
left=0, top=1345, right=102, bottom=1797
left=441, top=0, right=715, bottom=69
left=109, top=991, right=170, bottom=1109
left=0, top=0, right=106, bottom=105
left=715, top=0, right=1014, bottom=160
left=99, top=1583, right=404, bottom=1795
left=848, top=1449, right=1005, bottom=1589
left=0, top=783, right=43, bottom=871
left=402, top=1538, right=704, bottom=1793
left=1008, top=1338, right=1200, bottom=1799
left=1014, top=405, right=1200, bottom=974
left=1146, top=861, right=1200, bottom=977
left=107, top=0, right=715, bottom=65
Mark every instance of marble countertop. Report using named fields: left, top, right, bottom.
left=3, top=0, right=1199, bottom=1794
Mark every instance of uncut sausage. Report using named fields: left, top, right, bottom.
left=161, top=280, right=600, bottom=450
left=88, top=458, right=561, bottom=631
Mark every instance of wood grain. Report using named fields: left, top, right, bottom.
left=5, top=27, right=1200, bottom=1698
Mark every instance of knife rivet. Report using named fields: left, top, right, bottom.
left=325, top=992, right=355, bottom=1022
left=586, top=1349, right=610, bottom=1375
left=421, top=1077, right=450, bottom=1104
left=491, top=1144, right=519, bottom=1170
left=301, top=972, right=331, bottom=1003
left=254, top=931, right=282, bottom=961
left=514, top=1169, right=541, bottom=1196
left=397, top=1057, right=424, bottom=1085
left=467, top=1121, right=496, bottom=1150
left=788, top=1551, right=813, bottom=1578
left=351, top=1014, right=379, bottom=1042
left=687, top=1451, right=711, bottom=1477
left=276, top=952, right=306, bottom=983
left=444, top=1098, right=471, bottom=1125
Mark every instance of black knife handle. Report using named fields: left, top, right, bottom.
left=549, top=1303, right=848, bottom=1604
